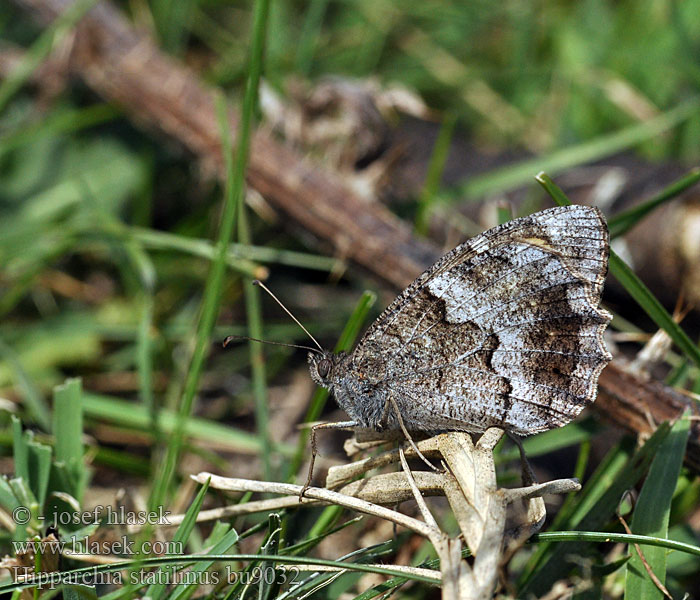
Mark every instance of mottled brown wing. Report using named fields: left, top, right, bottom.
left=350, top=205, right=611, bottom=435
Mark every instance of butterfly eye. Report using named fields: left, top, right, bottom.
left=318, top=358, right=331, bottom=378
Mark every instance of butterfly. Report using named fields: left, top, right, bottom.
left=307, top=205, right=611, bottom=441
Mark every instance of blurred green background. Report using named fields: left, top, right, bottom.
left=1, top=0, right=700, bottom=598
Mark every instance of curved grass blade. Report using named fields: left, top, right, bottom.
left=0, top=553, right=440, bottom=596
left=415, top=113, right=457, bottom=235
left=145, top=477, right=213, bottom=600
left=625, top=413, right=690, bottom=599
left=168, top=526, right=239, bottom=600
left=0, top=0, right=100, bottom=114
left=452, top=98, right=700, bottom=201
left=520, top=435, right=636, bottom=585
left=149, top=0, right=272, bottom=509
left=0, top=339, right=50, bottom=430
left=275, top=540, right=401, bottom=600
left=608, top=167, right=700, bottom=238
left=519, top=423, right=672, bottom=596
left=532, top=531, right=700, bottom=558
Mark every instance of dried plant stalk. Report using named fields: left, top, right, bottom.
left=194, top=429, right=579, bottom=600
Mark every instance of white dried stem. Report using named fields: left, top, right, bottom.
left=328, top=436, right=442, bottom=488
left=339, top=471, right=445, bottom=504
left=192, top=429, right=580, bottom=600
left=191, top=473, right=434, bottom=538
left=502, top=479, right=581, bottom=503
left=438, top=431, right=498, bottom=554
left=167, top=496, right=312, bottom=526
left=399, top=446, right=441, bottom=533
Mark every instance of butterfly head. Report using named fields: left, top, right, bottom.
left=308, top=351, right=344, bottom=388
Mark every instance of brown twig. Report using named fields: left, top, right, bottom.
left=597, top=360, right=700, bottom=472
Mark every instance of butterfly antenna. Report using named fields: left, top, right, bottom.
left=223, top=335, right=322, bottom=354
left=252, top=280, right=324, bottom=351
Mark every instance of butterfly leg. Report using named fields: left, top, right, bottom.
left=506, top=432, right=537, bottom=486
left=300, top=420, right=358, bottom=501
left=377, top=395, right=393, bottom=431
left=388, top=396, right=440, bottom=472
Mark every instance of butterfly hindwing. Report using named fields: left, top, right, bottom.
left=347, top=205, right=612, bottom=435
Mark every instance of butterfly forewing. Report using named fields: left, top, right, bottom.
left=348, top=205, right=612, bottom=435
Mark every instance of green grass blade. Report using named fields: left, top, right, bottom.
left=52, top=378, right=85, bottom=498
left=11, top=416, right=29, bottom=484
left=137, top=292, right=156, bottom=426
left=89, top=446, right=149, bottom=476
left=216, top=0, right=273, bottom=479
left=0, top=0, right=100, bottom=114
left=220, top=0, right=273, bottom=483
left=0, top=104, right=119, bottom=158
left=415, top=113, right=457, bottom=235
left=284, top=517, right=363, bottom=557
left=53, top=379, right=83, bottom=472
left=552, top=438, right=591, bottom=533
left=519, top=423, right=671, bottom=596
left=150, top=0, right=271, bottom=509
left=608, top=251, right=700, bottom=368
left=238, top=252, right=272, bottom=480
left=533, top=531, right=700, bottom=558
left=537, top=172, right=700, bottom=369
left=234, top=209, right=272, bottom=481
left=0, top=339, right=50, bottom=430
left=0, top=476, right=19, bottom=514
left=625, top=413, right=690, bottom=599
left=608, top=168, right=700, bottom=238
left=97, top=223, right=265, bottom=279
left=496, top=419, right=601, bottom=464
left=296, top=0, right=330, bottom=75
left=25, top=433, right=52, bottom=509
left=145, top=477, right=211, bottom=600
left=128, top=226, right=334, bottom=273
left=561, top=438, right=636, bottom=531
left=259, top=514, right=283, bottom=600
left=169, top=527, right=239, bottom=600
left=520, top=435, right=635, bottom=583
left=452, top=98, right=700, bottom=201
left=82, top=393, right=294, bottom=456
left=275, top=540, right=400, bottom=599
left=534, top=172, right=573, bottom=207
